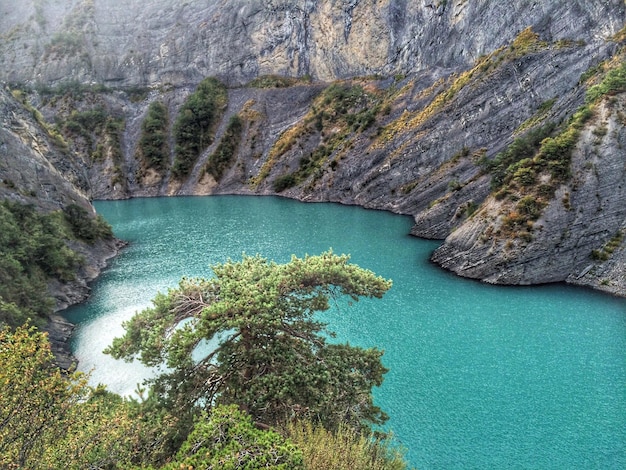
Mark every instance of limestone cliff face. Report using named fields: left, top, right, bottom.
left=431, top=98, right=626, bottom=296
left=1, top=0, right=624, bottom=86
left=2, top=1, right=626, bottom=297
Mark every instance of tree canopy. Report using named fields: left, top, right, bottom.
left=172, top=77, right=227, bottom=178
left=106, top=251, right=392, bottom=431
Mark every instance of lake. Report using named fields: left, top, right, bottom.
left=63, top=195, right=626, bottom=469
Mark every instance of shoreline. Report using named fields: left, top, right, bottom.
left=46, top=237, right=127, bottom=369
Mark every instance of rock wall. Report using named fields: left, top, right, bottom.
left=432, top=98, right=626, bottom=296
left=0, top=0, right=624, bottom=86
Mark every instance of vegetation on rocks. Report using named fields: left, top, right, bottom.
left=585, top=59, right=626, bottom=103
left=377, top=28, right=554, bottom=148
left=172, top=77, right=228, bottom=179
left=204, top=114, right=243, bottom=181
left=0, top=201, right=84, bottom=328
left=138, top=101, right=170, bottom=171
left=247, top=74, right=302, bottom=89
left=592, top=231, right=624, bottom=261
left=9, top=87, right=69, bottom=152
left=63, top=203, right=113, bottom=243
left=259, top=82, right=381, bottom=191
left=483, top=54, right=626, bottom=240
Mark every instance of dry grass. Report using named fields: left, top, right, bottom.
left=286, top=421, right=410, bottom=470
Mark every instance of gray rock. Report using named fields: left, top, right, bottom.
left=0, top=0, right=624, bottom=86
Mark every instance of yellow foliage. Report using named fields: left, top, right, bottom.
left=286, top=421, right=409, bottom=470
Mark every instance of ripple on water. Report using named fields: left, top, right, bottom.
left=64, top=196, right=626, bottom=469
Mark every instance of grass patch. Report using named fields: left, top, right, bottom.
left=592, top=231, right=624, bottom=261
left=246, top=75, right=301, bottom=88
left=286, top=421, right=408, bottom=470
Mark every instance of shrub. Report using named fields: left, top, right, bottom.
left=592, top=231, right=624, bottom=261
left=63, top=203, right=113, bottom=243
left=510, top=27, right=547, bottom=55
left=516, top=196, right=545, bottom=220
left=586, top=61, right=626, bottom=104
left=273, top=173, right=298, bottom=192
left=512, top=162, right=536, bottom=187
left=172, top=77, right=228, bottom=179
left=165, top=405, right=303, bottom=469
left=205, top=114, right=243, bottom=181
left=484, top=122, right=556, bottom=189
left=138, top=101, right=169, bottom=171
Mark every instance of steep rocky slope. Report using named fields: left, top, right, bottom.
left=431, top=96, right=626, bottom=296
left=0, top=86, right=121, bottom=365
left=1, top=1, right=625, bottom=297
left=0, top=87, right=119, bottom=301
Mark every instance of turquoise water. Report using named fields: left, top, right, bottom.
left=64, top=195, right=626, bottom=469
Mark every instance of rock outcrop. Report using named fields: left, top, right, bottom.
left=432, top=97, right=626, bottom=296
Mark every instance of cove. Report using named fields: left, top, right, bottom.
left=63, top=195, right=626, bottom=469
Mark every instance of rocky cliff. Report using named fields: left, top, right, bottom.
left=1, top=0, right=624, bottom=86
left=1, top=0, right=625, bottom=297
left=0, top=86, right=121, bottom=365
left=0, top=86, right=119, bottom=302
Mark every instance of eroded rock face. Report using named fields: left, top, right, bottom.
left=432, top=99, right=626, bottom=296
left=1, top=0, right=624, bottom=86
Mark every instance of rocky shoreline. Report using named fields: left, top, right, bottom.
left=45, top=237, right=127, bottom=370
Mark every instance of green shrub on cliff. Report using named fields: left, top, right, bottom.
left=138, top=101, right=170, bottom=171
left=586, top=60, right=626, bottom=103
left=172, top=77, right=227, bottom=179
left=204, top=114, right=243, bottom=181
left=0, top=200, right=114, bottom=328
left=484, top=123, right=556, bottom=190
left=0, top=201, right=83, bottom=327
left=63, top=203, right=113, bottom=243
